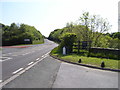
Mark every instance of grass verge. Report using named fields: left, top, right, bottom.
left=51, top=47, right=119, bottom=70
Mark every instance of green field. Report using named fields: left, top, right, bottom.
left=51, top=47, right=119, bottom=69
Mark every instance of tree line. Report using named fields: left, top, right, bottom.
left=1, top=23, right=44, bottom=46
left=48, top=12, right=120, bottom=49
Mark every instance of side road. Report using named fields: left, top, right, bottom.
left=2, top=55, right=118, bottom=88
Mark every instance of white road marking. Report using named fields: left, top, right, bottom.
left=42, top=52, right=50, bottom=57
left=41, top=55, right=44, bottom=57
left=36, top=58, right=39, bottom=61
left=0, top=51, right=50, bottom=88
left=28, top=62, right=34, bottom=65
left=2, top=54, right=6, bottom=56
left=3, top=53, right=12, bottom=56
left=8, top=53, right=12, bottom=54
left=0, top=80, right=2, bottom=83
left=12, top=55, right=18, bottom=56
left=22, top=52, right=30, bottom=56
left=0, top=57, right=12, bottom=62
left=42, top=51, right=50, bottom=58
left=12, top=68, right=23, bottom=74
left=45, top=51, right=50, bottom=55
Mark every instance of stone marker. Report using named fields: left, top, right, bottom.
left=63, top=47, right=66, bottom=55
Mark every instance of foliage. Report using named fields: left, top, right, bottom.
left=77, top=12, right=111, bottom=47
left=103, top=32, right=120, bottom=49
left=48, top=29, right=63, bottom=43
left=48, top=12, right=119, bottom=49
left=59, top=33, right=77, bottom=54
left=1, top=23, right=44, bottom=46
left=109, top=32, right=120, bottom=39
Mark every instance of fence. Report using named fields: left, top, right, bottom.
left=72, top=41, right=92, bottom=53
left=72, top=41, right=120, bottom=59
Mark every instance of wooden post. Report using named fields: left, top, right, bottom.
left=87, top=41, right=92, bottom=57
left=78, top=41, right=80, bottom=54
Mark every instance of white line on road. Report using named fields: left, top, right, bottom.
left=0, top=57, right=12, bottom=62
left=12, top=55, right=18, bottom=56
left=12, top=68, right=23, bottom=74
left=28, top=62, right=34, bottom=65
left=41, top=51, right=50, bottom=58
left=2, top=53, right=12, bottom=56
left=36, top=58, right=39, bottom=61
left=8, top=53, right=12, bottom=54
left=22, top=52, right=30, bottom=56
left=2, top=54, right=6, bottom=56
left=0, top=80, right=2, bottom=83
left=41, top=55, right=44, bottom=57
left=0, top=51, right=50, bottom=88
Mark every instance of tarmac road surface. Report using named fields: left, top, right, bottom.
left=1, top=39, right=57, bottom=81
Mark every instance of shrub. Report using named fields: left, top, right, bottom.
left=59, top=33, right=77, bottom=54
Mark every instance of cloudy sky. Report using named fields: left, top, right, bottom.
left=1, top=0, right=119, bottom=37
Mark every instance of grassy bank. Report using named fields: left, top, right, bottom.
left=32, top=40, right=44, bottom=44
left=51, top=47, right=119, bottom=69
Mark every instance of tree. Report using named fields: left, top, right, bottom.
left=59, top=33, right=77, bottom=54
left=78, top=12, right=111, bottom=47
left=110, top=32, right=120, bottom=39
left=2, top=23, right=44, bottom=46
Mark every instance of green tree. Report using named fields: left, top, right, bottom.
left=59, top=33, right=77, bottom=54
left=78, top=12, right=111, bottom=47
left=2, top=23, right=44, bottom=46
left=110, top=32, right=120, bottom=39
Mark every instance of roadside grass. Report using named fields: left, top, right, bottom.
left=51, top=47, right=119, bottom=69
left=32, top=40, right=44, bottom=44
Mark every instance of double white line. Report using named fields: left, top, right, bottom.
left=12, top=68, right=24, bottom=74
left=41, top=51, right=50, bottom=58
left=0, top=51, right=50, bottom=88
left=27, top=62, right=34, bottom=66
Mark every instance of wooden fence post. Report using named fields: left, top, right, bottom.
left=78, top=41, right=80, bottom=54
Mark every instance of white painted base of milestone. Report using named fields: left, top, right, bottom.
left=63, top=47, right=66, bottom=55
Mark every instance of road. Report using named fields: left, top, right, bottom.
left=1, top=39, right=119, bottom=88
left=53, top=63, right=118, bottom=88
left=1, top=39, right=57, bottom=82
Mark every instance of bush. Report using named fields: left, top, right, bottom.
left=59, top=33, right=77, bottom=54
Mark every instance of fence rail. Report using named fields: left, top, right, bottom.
left=72, top=41, right=119, bottom=59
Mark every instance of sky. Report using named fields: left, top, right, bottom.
left=118, top=2, right=120, bottom=32
left=1, top=0, right=120, bottom=37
